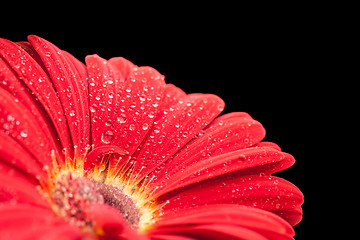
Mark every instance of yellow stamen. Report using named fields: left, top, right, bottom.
left=40, top=146, right=167, bottom=234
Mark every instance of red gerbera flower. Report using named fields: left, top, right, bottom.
left=0, top=35, right=303, bottom=240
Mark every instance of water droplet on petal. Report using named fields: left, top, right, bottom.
left=7, top=115, right=15, bottom=122
left=89, top=105, right=97, bottom=113
left=117, top=114, right=127, bottom=123
left=20, top=130, right=28, bottom=138
left=142, top=123, right=149, bottom=130
left=101, top=131, right=114, bottom=144
left=3, top=123, right=11, bottom=130
left=105, top=119, right=113, bottom=127
left=129, top=124, right=135, bottom=131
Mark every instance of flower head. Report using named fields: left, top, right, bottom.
left=0, top=35, right=303, bottom=239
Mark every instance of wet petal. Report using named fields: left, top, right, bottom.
left=131, top=93, right=224, bottom=183
left=28, top=35, right=90, bottom=157
left=273, top=206, right=303, bottom=226
left=0, top=131, right=45, bottom=181
left=0, top=38, right=72, bottom=155
left=153, top=147, right=295, bottom=197
left=149, top=112, right=266, bottom=189
left=152, top=205, right=295, bottom=240
left=254, top=141, right=282, bottom=150
left=161, top=175, right=303, bottom=225
left=0, top=204, right=84, bottom=239
left=154, top=83, right=186, bottom=121
left=108, top=56, right=138, bottom=80
left=0, top=88, right=57, bottom=167
left=0, top=57, right=62, bottom=157
left=108, top=66, right=166, bottom=174
left=111, top=66, right=165, bottom=154
left=0, top=171, right=47, bottom=206
left=84, top=203, right=144, bottom=239
left=86, top=54, right=123, bottom=148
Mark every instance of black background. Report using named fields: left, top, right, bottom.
left=1, top=13, right=325, bottom=238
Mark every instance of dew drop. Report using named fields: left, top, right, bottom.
left=101, top=131, right=114, bottom=144
left=7, top=115, right=15, bottom=122
left=129, top=124, right=135, bottom=131
left=117, top=114, right=127, bottom=123
left=142, top=123, right=149, bottom=131
left=105, top=119, right=113, bottom=127
left=89, top=105, right=97, bottom=113
left=20, top=130, right=28, bottom=138
left=3, top=123, right=11, bottom=130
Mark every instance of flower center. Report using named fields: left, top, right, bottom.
left=49, top=174, right=139, bottom=230
left=42, top=149, right=168, bottom=235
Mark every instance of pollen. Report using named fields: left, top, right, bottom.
left=39, top=148, right=167, bottom=234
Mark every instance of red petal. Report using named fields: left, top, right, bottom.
left=131, top=93, right=225, bottom=183
left=161, top=175, right=303, bottom=225
left=0, top=131, right=45, bottom=181
left=152, top=224, right=269, bottom=240
left=86, top=54, right=124, bottom=148
left=0, top=204, right=84, bottom=240
left=153, top=147, right=295, bottom=197
left=0, top=38, right=72, bottom=154
left=0, top=88, right=58, bottom=167
left=0, top=171, right=47, bottom=206
left=111, top=66, right=165, bottom=153
left=106, top=66, right=166, bottom=173
left=149, top=234, right=197, bottom=240
left=273, top=206, right=303, bottom=226
left=84, top=145, right=128, bottom=173
left=62, top=49, right=91, bottom=144
left=149, top=112, right=266, bottom=189
left=0, top=57, right=62, bottom=157
left=16, top=41, right=48, bottom=73
left=61, top=50, right=89, bottom=97
left=28, top=35, right=90, bottom=157
left=108, top=56, right=138, bottom=80
left=255, top=141, right=282, bottom=150
left=154, top=83, right=187, bottom=121
left=84, top=203, right=142, bottom=239
left=21, top=224, right=87, bottom=240
left=152, top=205, right=295, bottom=240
